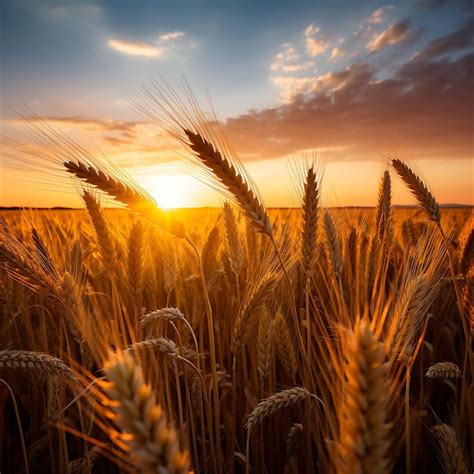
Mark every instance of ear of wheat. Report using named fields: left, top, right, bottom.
left=65, top=161, right=185, bottom=238
left=140, top=307, right=185, bottom=329
left=102, top=351, right=189, bottom=473
left=0, top=350, right=78, bottom=384
left=337, top=320, right=391, bottom=474
left=301, top=166, right=319, bottom=278
left=426, top=362, right=462, bottom=379
left=392, top=159, right=440, bottom=223
left=246, top=387, right=310, bottom=434
left=223, top=202, right=244, bottom=276
left=375, top=171, right=393, bottom=241
left=184, top=130, right=273, bottom=238
left=273, top=311, right=298, bottom=379
left=432, top=424, right=470, bottom=474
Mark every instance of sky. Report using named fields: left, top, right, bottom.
left=0, top=0, right=473, bottom=208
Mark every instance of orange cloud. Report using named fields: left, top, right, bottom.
left=225, top=53, right=474, bottom=163
left=304, top=24, right=328, bottom=56
left=330, top=47, right=344, bottom=61
left=270, top=44, right=314, bottom=72
left=366, top=19, right=412, bottom=51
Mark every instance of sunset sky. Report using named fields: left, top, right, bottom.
left=1, top=0, right=473, bottom=208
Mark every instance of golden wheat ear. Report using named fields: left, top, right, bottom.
left=301, top=166, right=319, bottom=279
left=102, top=351, right=189, bottom=473
left=375, top=170, right=393, bottom=241
left=392, top=158, right=441, bottom=223
left=246, top=387, right=310, bottom=435
left=134, top=81, right=274, bottom=238
left=336, top=320, right=392, bottom=474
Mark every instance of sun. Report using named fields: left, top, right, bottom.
left=148, top=174, right=192, bottom=209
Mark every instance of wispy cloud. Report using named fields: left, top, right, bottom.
left=270, top=43, right=314, bottom=72
left=158, top=31, right=185, bottom=42
left=304, top=24, right=328, bottom=56
left=5, top=115, right=179, bottom=168
left=107, top=30, right=187, bottom=58
left=107, top=38, right=165, bottom=58
left=330, top=47, right=344, bottom=61
left=366, top=19, right=412, bottom=51
left=413, top=17, right=474, bottom=59
left=368, top=5, right=394, bottom=24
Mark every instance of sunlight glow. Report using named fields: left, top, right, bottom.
left=146, top=174, right=195, bottom=209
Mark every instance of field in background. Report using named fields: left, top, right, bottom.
left=0, top=202, right=472, bottom=474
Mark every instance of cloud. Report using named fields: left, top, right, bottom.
left=158, top=31, right=185, bottom=42
left=224, top=53, right=474, bottom=163
left=413, top=17, right=474, bottom=59
left=366, top=19, right=412, bottom=51
left=270, top=44, right=314, bottom=72
left=107, top=38, right=164, bottom=58
left=416, top=0, right=473, bottom=10
left=271, top=76, right=317, bottom=103
left=107, top=30, right=187, bottom=58
left=330, top=47, right=344, bottom=61
left=304, top=24, right=328, bottom=56
left=368, top=5, right=394, bottom=24
left=4, top=115, right=181, bottom=169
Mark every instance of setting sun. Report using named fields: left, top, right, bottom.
left=146, top=174, right=196, bottom=209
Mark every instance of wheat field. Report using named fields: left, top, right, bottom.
left=0, top=99, right=473, bottom=473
